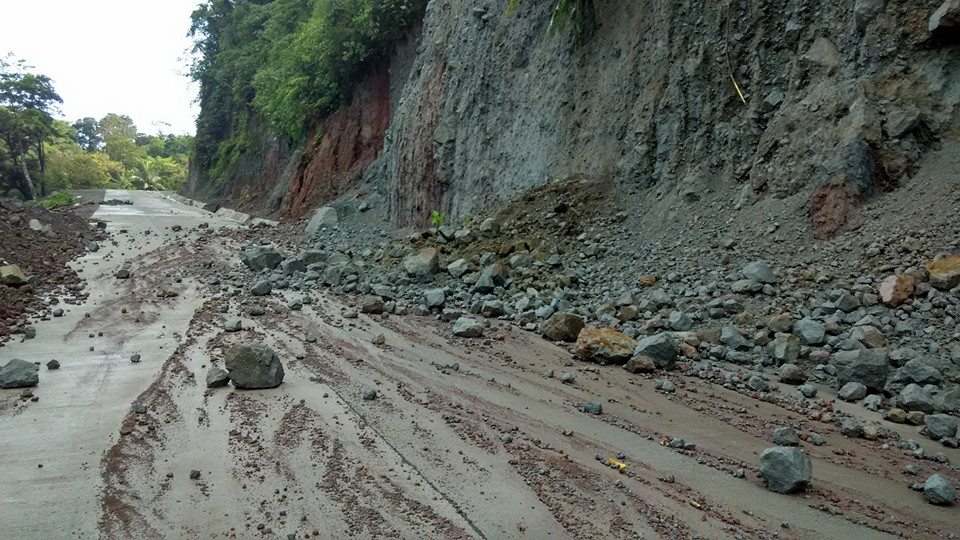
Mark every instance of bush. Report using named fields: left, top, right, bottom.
left=38, top=191, right=75, bottom=210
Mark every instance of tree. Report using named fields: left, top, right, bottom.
left=0, top=55, right=62, bottom=199
left=72, top=117, right=102, bottom=151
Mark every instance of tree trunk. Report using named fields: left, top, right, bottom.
left=37, top=140, right=47, bottom=197
left=18, top=156, right=36, bottom=200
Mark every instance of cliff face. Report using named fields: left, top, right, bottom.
left=186, top=0, right=960, bottom=235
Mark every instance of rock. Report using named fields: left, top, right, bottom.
left=189, top=470, right=201, bottom=480
left=655, top=379, right=676, bottom=392
left=46, top=359, right=60, bottom=370
left=939, top=386, right=960, bottom=413
left=767, top=313, right=794, bottom=333
left=794, top=318, right=825, bottom=345
left=929, top=0, right=960, bottom=37
left=742, top=260, right=777, bottom=284
left=403, top=248, right=440, bottom=278
left=927, top=255, right=960, bottom=291
left=798, top=384, right=818, bottom=398
left=923, top=474, right=956, bottom=505
left=305, top=206, right=338, bottom=236
left=885, top=408, right=907, bottom=423
left=130, top=354, right=141, bottom=364
left=581, top=402, right=603, bottom=415
left=632, top=333, right=678, bottom=370
left=0, top=264, right=29, bottom=286
left=447, top=258, right=470, bottom=278
left=362, top=389, right=378, bottom=401
left=863, top=394, right=883, bottom=411
left=888, top=359, right=943, bottom=390
left=423, top=288, right=446, bottom=309
left=224, top=345, right=284, bottom=389
left=779, top=363, right=806, bottom=385
left=772, top=427, right=800, bottom=446
left=833, top=349, right=889, bottom=392
left=840, top=418, right=864, bottom=438
left=541, top=312, right=585, bottom=342
left=205, top=367, right=230, bottom=388
left=668, top=311, right=693, bottom=331
left=359, top=295, right=385, bottom=314
left=854, top=0, right=885, bottom=30
left=452, top=317, right=484, bottom=338
left=721, top=326, right=750, bottom=350
left=240, top=245, right=282, bottom=271
left=878, top=275, right=914, bottom=306
left=760, top=447, right=812, bottom=494
left=838, top=382, right=868, bottom=401
left=250, top=280, right=272, bottom=296
left=574, top=327, right=638, bottom=365
left=115, top=268, right=131, bottom=279
left=767, top=334, right=800, bottom=364
left=558, top=372, right=576, bottom=384
left=850, top=325, right=887, bottom=349
left=899, top=384, right=936, bottom=413
left=803, top=36, right=840, bottom=69
left=225, top=319, right=242, bottom=332
left=0, top=359, right=39, bottom=388
left=624, top=355, right=657, bottom=373
left=925, top=414, right=959, bottom=440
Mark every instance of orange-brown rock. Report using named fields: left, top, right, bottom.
left=928, top=255, right=960, bottom=291
left=574, top=327, right=637, bottom=365
left=878, top=274, right=915, bottom=306
left=638, top=275, right=658, bottom=287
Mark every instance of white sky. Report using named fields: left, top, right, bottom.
left=0, top=0, right=201, bottom=135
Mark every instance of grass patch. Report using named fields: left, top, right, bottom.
left=37, top=191, right=75, bottom=210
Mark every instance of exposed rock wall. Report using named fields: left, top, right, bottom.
left=187, top=0, right=960, bottom=235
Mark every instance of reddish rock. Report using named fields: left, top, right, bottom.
left=574, top=327, right=638, bottom=365
left=878, top=274, right=915, bottom=306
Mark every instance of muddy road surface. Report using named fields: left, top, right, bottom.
left=1, top=191, right=956, bottom=539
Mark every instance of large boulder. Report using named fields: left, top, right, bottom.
left=742, top=260, right=777, bottom=284
left=0, top=359, right=39, bottom=388
left=759, top=446, right=812, bottom=494
left=574, top=327, right=637, bottom=365
left=240, top=245, right=282, bottom=271
left=0, top=264, right=29, bottom=286
left=928, top=254, right=960, bottom=291
left=923, top=474, right=956, bottom=505
left=304, top=206, right=338, bottom=237
left=224, top=345, right=284, bottom=389
left=403, top=248, right=440, bottom=278
left=541, top=312, right=585, bottom=342
left=899, top=384, right=936, bottom=413
left=925, top=414, right=959, bottom=440
left=632, top=333, right=678, bottom=370
left=793, top=318, right=825, bottom=345
left=832, top=349, right=890, bottom=392
left=452, top=317, right=484, bottom=338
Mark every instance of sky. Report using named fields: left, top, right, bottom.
left=0, top=0, right=201, bottom=135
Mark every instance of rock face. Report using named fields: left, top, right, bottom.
left=760, top=446, right=812, bottom=494
left=928, top=254, right=960, bottom=290
left=224, top=345, right=285, bottom=389
left=240, top=245, right=282, bottom=271
left=0, top=264, right=29, bottom=286
left=541, top=312, right=585, bottom=342
left=0, top=359, right=39, bottom=388
left=403, top=247, right=439, bottom=278
left=305, top=206, right=339, bottom=237
left=574, top=327, right=637, bottom=365
left=923, top=474, right=956, bottom=505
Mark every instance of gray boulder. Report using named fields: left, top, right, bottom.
left=423, top=288, right=446, bottom=309
left=447, top=258, right=470, bottom=278
left=452, top=317, right=484, bottom=338
left=224, top=345, right=284, bottom=389
left=899, top=384, right=936, bottom=414
left=250, top=280, right=272, bottom=296
left=206, top=367, right=230, bottom=388
left=0, top=359, right=39, bottom=388
left=633, top=333, right=678, bottom=370
left=923, top=474, right=956, bottom=505
left=938, top=386, right=960, bottom=413
left=838, top=382, right=867, bottom=402
left=742, top=260, right=777, bottom=284
left=0, top=264, right=29, bottom=286
left=240, top=245, right=282, bottom=271
left=779, top=363, right=806, bottom=385
left=833, top=349, right=889, bottom=392
left=541, top=312, right=585, bottom=342
left=759, top=446, right=812, bottom=493
left=668, top=311, right=693, bottom=331
left=794, top=318, right=825, bottom=345
left=767, top=334, right=800, bottom=364
left=403, top=248, right=440, bottom=278
left=925, top=414, right=959, bottom=441
left=772, top=427, right=800, bottom=446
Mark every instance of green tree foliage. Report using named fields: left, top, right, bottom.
left=189, top=0, right=426, bottom=180
left=71, top=117, right=102, bottom=151
left=0, top=55, right=62, bottom=199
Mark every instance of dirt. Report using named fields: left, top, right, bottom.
left=0, top=193, right=105, bottom=345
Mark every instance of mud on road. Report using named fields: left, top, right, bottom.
left=1, top=191, right=958, bottom=540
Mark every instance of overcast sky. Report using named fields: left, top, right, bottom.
left=0, top=0, right=201, bottom=135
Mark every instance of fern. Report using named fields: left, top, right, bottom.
left=507, top=0, right=597, bottom=46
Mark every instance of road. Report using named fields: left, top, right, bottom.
left=1, top=191, right=957, bottom=539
